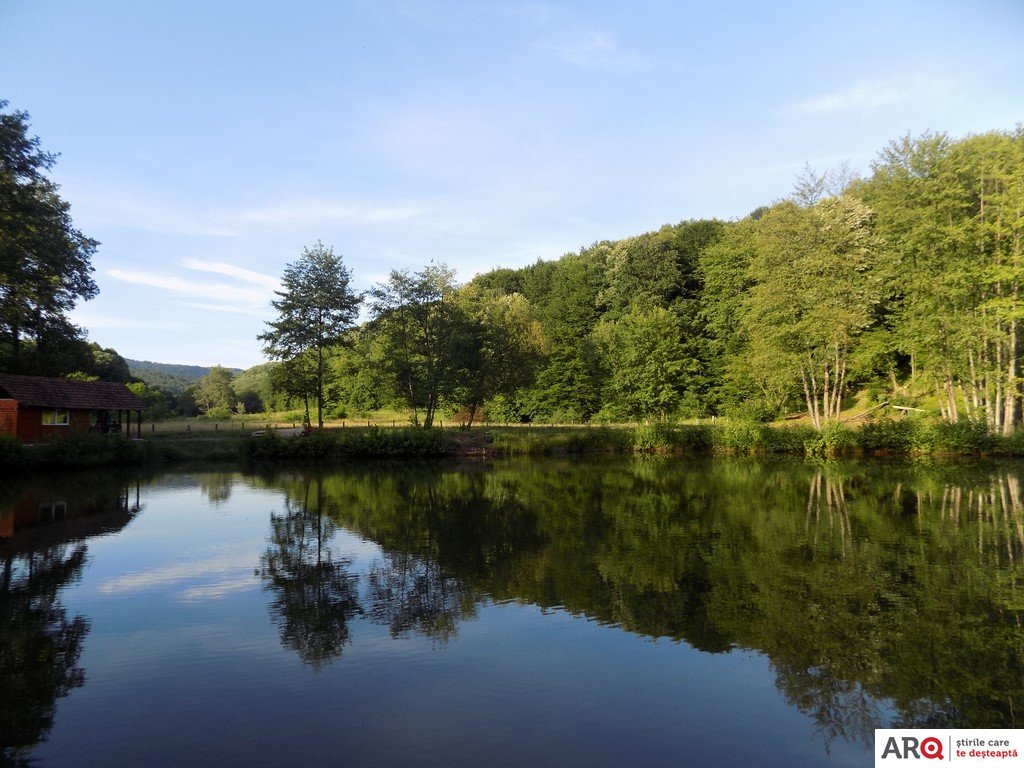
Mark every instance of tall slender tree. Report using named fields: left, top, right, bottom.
left=260, top=242, right=362, bottom=429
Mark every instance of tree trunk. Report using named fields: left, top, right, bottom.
left=316, top=345, right=325, bottom=430
left=934, top=377, right=948, bottom=422
left=831, top=347, right=847, bottom=421
left=945, top=376, right=959, bottom=422
left=968, top=350, right=982, bottom=415
left=423, top=393, right=436, bottom=428
left=805, top=355, right=822, bottom=429
left=1003, top=318, right=1019, bottom=435
left=995, top=334, right=1005, bottom=432
left=801, top=368, right=819, bottom=430
left=821, top=349, right=831, bottom=423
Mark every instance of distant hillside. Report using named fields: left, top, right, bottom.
left=126, top=359, right=242, bottom=393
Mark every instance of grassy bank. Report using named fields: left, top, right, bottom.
left=245, top=427, right=455, bottom=460
left=0, top=432, right=251, bottom=472
left=0, top=427, right=458, bottom=473
left=484, top=419, right=1024, bottom=457
left=3, top=418, right=1024, bottom=473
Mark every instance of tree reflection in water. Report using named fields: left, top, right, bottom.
left=0, top=544, right=89, bottom=768
left=0, top=478, right=141, bottom=766
left=258, top=478, right=361, bottom=669
left=367, top=551, right=471, bottom=641
left=255, top=459, right=1024, bottom=748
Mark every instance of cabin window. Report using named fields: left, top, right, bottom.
left=42, top=408, right=70, bottom=426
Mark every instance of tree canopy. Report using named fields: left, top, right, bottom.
left=0, top=101, right=98, bottom=376
left=260, top=242, right=362, bottom=428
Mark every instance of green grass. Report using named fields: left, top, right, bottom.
left=5, top=417, right=1024, bottom=474
left=245, top=427, right=456, bottom=461
left=485, top=426, right=633, bottom=455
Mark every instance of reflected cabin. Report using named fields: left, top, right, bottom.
left=0, top=374, right=146, bottom=443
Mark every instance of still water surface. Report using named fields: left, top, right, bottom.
left=2, top=457, right=1023, bottom=767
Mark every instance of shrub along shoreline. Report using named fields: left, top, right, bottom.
left=2, top=419, right=1024, bottom=473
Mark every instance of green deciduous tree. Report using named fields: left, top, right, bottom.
left=599, top=220, right=724, bottom=318
left=0, top=101, right=98, bottom=375
left=524, top=250, right=606, bottom=421
left=194, top=365, right=236, bottom=416
left=260, top=242, right=362, bottom=429
left=698, top=219, right=759, bottom=415
left=594, top=304, right=691, bottom=420
left=451, top=289, right=547, bottom=426
left=859, top=129, right=1024, bottom=433
left=369, top=263, right=465, bottom=427
left=743, top=196, right=881, bottom=428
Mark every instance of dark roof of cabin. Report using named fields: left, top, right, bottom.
left=0, top=374, right=146, bottom=410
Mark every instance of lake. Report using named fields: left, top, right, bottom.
left=2, top=457, right=1022, bottom=767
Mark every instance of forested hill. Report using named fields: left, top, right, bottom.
left=45, top=126, right=1016, bottom=433
left=418, top=128, right=1022, bottom=431
left=126, top=359, right=241, bottom=393
left=124, top=128, right=1022, bottom=432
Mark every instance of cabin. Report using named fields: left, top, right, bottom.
left=0, top=373, right=146, bottom=443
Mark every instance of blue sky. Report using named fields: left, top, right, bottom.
left=3, top=0, right=1022, bottom=368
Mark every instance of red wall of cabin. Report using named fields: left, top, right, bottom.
left=0, top=400, right=16, bottom=439
left=14, top=406, right=93, bottom=443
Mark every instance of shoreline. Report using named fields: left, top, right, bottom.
left=3, top=420, right=1024, bottom=473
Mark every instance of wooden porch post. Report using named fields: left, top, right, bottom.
left=137, top=410, right=142, bottom=439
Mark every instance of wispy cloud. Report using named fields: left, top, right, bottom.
left=535, top=29, right=649, bottom=72
left=498, top=2, right=648, bottom=73
left=225, top=198, right=425, bottom=227
left=179, top=302, right=271, bottom=315
left=66, top=311, right=147, bottom=330
left=182, top=260, right=281, bottom=289
left=108, top=268, right=272, bottom=306
left=792, top=76, right=952, bottom=116
left=67, top=180, right=427, bottom=238
left=178, top=576, right=258, bottom=602
left=69, top=187, right=238, bottom=237
left=97, top=550, right=255, bottom=599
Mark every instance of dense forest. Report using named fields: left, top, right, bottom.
left=3, top=95, right=1022, bottom=432
left=252, top=127, right=1024, bottom=431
